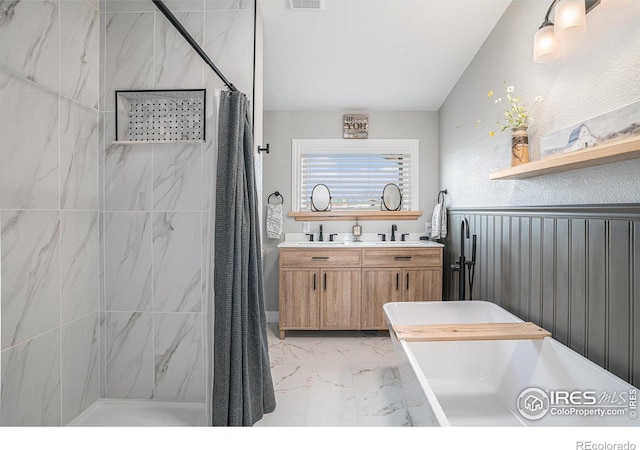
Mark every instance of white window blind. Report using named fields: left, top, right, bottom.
left=291, top=139, right=419, bottom=212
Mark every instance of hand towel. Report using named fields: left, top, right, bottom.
left=430, top=202, right=447, bottom=239
left=266, top=204, right=283, bottom=239
left=439, top=202, right=448, bottom=239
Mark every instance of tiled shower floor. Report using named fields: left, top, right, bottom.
left=256, top=323, right=409, bottom=427
left=69, top=400, right=207, bottom=426
left=69, top=399, right=206, bottom=427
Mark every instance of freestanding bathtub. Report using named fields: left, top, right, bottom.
left=384, top=301, right=639, bottom=427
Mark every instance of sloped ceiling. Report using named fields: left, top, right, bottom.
left=261, top=0, right=512, bottom=111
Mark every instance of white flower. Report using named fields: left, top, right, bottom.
left=477, top=83, right=543, bottom=133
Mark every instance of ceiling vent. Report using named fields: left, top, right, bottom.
left=289, top=0, right=324, bottom=11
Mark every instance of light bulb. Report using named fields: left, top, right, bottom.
left=554, top=0, right=587, bottom=40
left=534, top=23, right=559, bottom=63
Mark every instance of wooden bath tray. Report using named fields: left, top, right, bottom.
left=392, top=322, right=551, bottom=342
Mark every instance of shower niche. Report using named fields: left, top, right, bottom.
left=114, top=89, right=206, bottom=143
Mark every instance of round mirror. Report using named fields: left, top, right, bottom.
left=381, top=183, right=402, bottom=211
left=311, top=184, right=331, bottom=211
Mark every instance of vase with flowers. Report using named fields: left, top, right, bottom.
left=477, top=82, right=543, bottom=166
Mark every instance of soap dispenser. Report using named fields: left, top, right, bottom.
left=352, top=219, right=362, bottom=242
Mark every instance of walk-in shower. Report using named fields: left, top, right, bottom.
left=0, top=0, right=260, bottom=426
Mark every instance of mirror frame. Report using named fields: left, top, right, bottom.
left=311, top=184, right=332, bottom=212
left=381, top=183, right=402, bottom=211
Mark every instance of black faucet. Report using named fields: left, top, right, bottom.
left=391, top=224, right=397, bottom=241
left=378, top=233, right=386, bottom=242
left=329, top=233, right=337, bottom=242
left=458, top=219, right=469, bottom=300
left=305, top=233, right=314, bottom=242
left=451, top=218, right=477, bottom=300
left=319, top=224, right=324, bottom=242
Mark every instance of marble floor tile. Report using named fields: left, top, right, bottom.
left=357, top=414, right=411, bottom=427
left=271, top=363, right=313, bottom=392
left=258, top=323, right=408, bottom=427
left=311, top=361, right=354, bottom=389
left=272, top=387, right=310, bottom=417
left=254, top=413, right=306, bottom=427
left=306, top=386, right=358, bottom=426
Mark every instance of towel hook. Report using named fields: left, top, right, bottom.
left=268, top=191, right=283, bottom=205
left=438, top=189, right=448, bottom=203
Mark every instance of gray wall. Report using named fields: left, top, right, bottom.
left=0, top=0, right=100, bottom=425
left=98, top=0, right=255, bottom=401
left=262, top=110, right=440, bottom=313
left=446, top=207, right=640, bottom=387
left=439, top=1, right=640, bottom=207
left=439, top=1, right=640, bottom=387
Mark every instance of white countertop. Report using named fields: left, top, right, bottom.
left=277, top=233, right=444, bottom=248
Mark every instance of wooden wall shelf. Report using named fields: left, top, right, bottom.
left=490, top=135, right=640, bottom=180
left=289, top=211, right=422, bottom=221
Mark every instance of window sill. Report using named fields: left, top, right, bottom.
left=288, top=211, right=422, bottom=221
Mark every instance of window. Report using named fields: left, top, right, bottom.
left=292, top=139, right=419, bottom=212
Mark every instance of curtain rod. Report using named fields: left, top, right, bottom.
left=151, top=0, right=238, bottom=92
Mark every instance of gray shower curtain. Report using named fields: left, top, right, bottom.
left=212, top=91, right=276, bottom=426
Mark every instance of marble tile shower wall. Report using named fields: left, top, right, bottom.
left=0, top=0, right=100, bottom=426
left=98, top=0, right=254, bottom=403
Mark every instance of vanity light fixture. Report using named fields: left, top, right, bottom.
left=554, top=0, right=587, bottom=40
left=533, top=0, right=627, bottom=63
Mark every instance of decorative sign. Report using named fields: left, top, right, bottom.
left=343, top=114, right=369, bottom=139
left=540, top=100, right=640, bottom=159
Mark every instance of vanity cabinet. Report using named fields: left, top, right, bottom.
left=278, top=246, right=442, bottom=338
left=279, top=249, right=361, bottom=339
left=361, top=248, right=442, bottom=329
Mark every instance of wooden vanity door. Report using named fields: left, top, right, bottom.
left=279, top=269, right=320, bottom=329
left=320, top=269, right=361, bottom=329
left=361, top=269, right=402, bottom=329
left=404, top=268, right=443, bottom=302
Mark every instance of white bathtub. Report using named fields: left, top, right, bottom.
left=384, top=301, right=639, bottom=427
